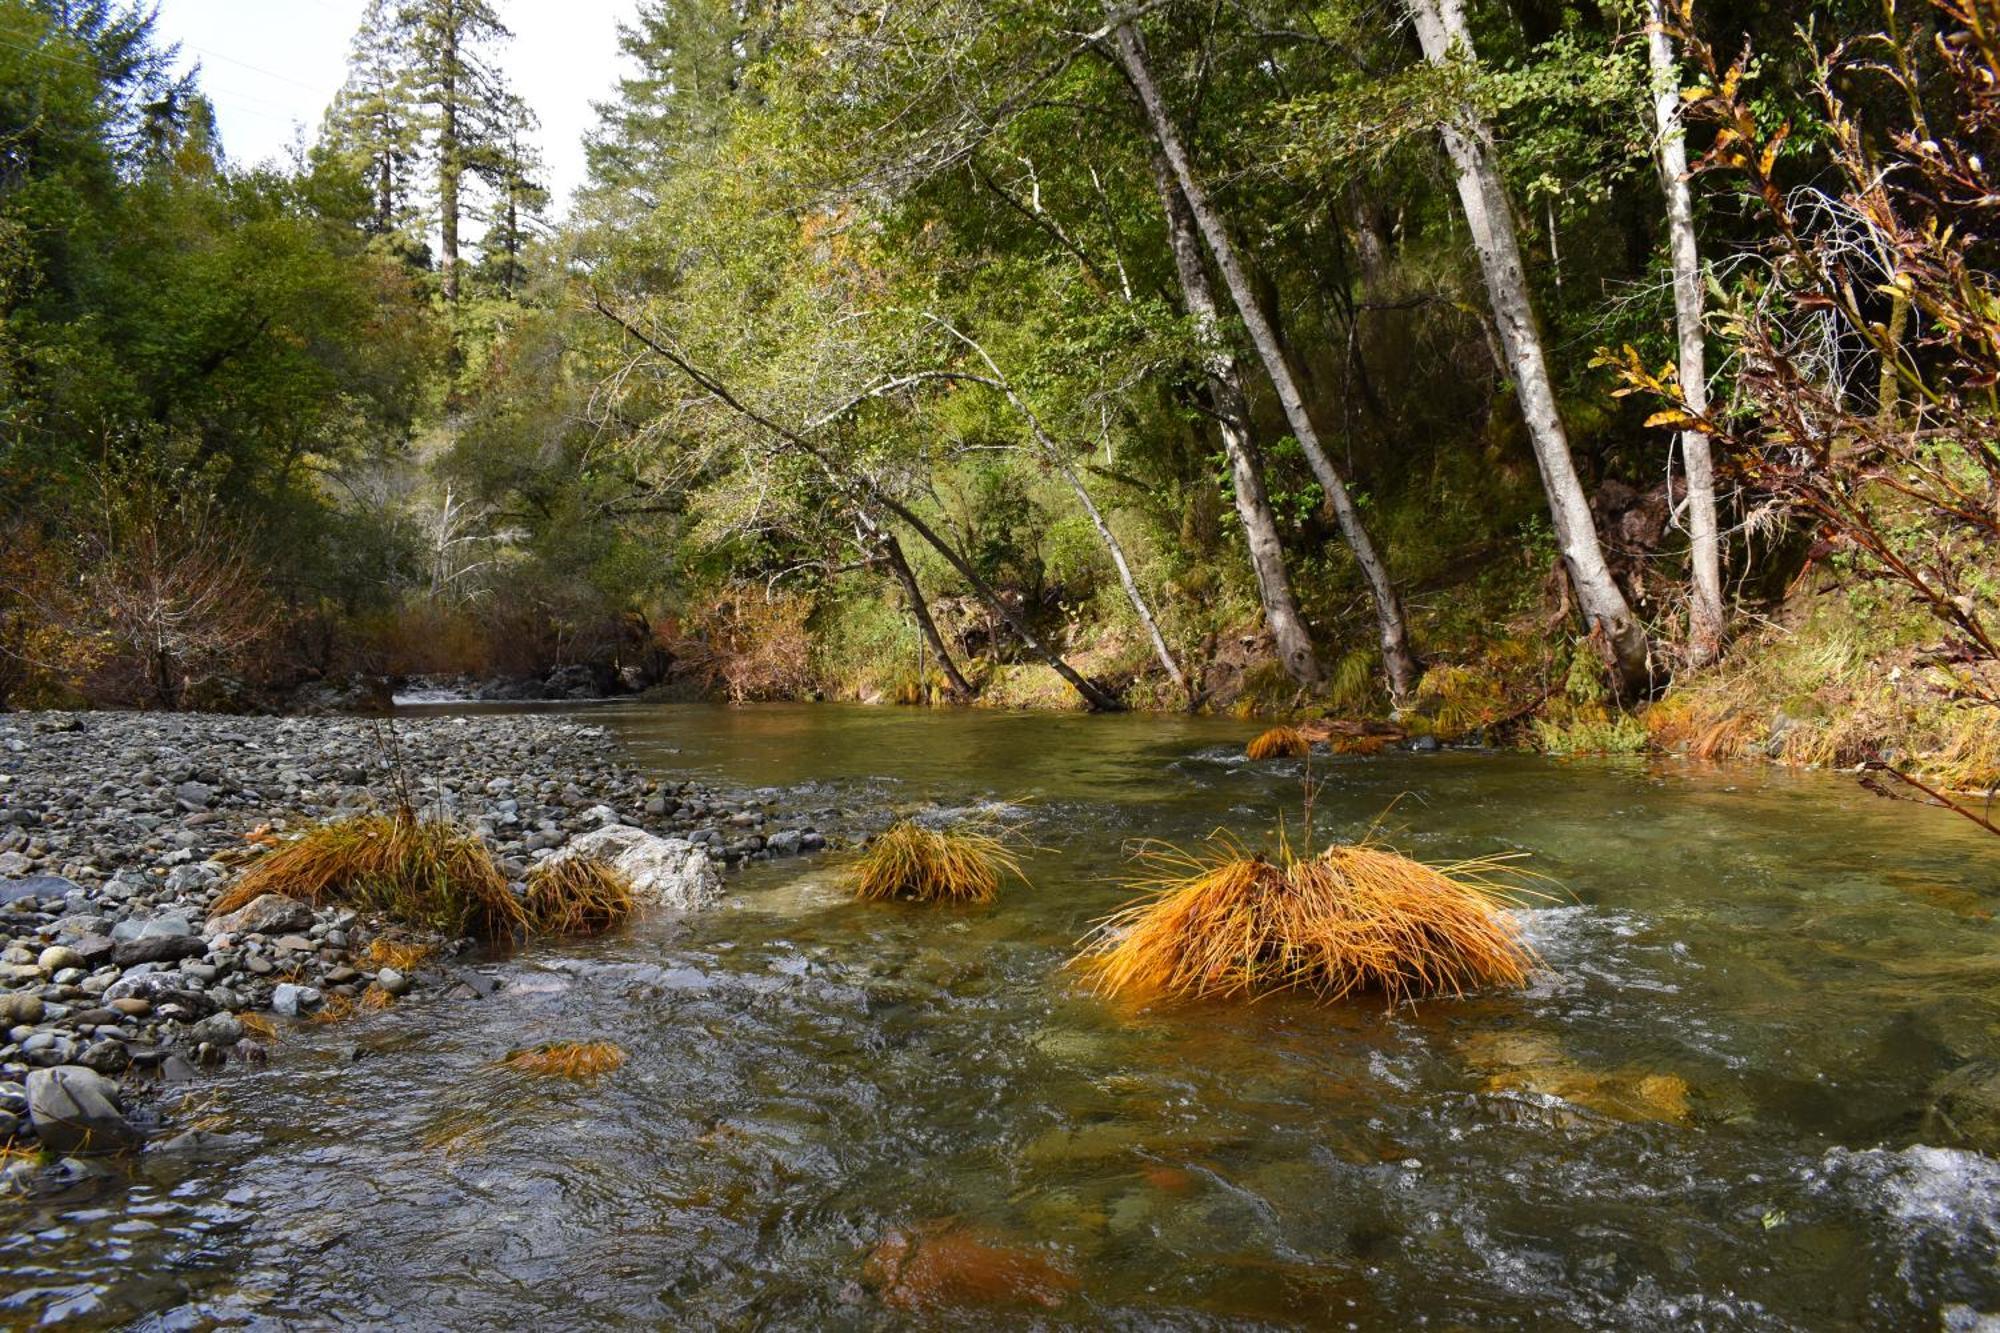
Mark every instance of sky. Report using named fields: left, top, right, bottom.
left=149, top=0, right=640, bottom=211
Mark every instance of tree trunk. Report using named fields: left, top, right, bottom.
left=1405, top=0, right=1652, bottom=696
left=439, top=2, right=461, bottom=308
left=1648, top=0, right=1723, bottom=668
left=1147, top=145, right=1323, bottom=688
left=865, top=516, right=974, bottom=699
left=1111, top=22, right=1419, bottom=703
left=587, top=293, right=1123, bottom=711
left=936, top=319, right=1191, bottom=703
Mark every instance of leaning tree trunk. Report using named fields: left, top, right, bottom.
left=1405, top=0, right=1652, bottom=697
left=587, top=293, right=1123, bottom=711
left=938, top=321, right=1192, bottom=703
left=1648, top=0, right=1724, bottom=668
left=861, top=513, right=974, bottom=699
left=1112, top=22, right=1418, bottom=702
left=1147, top=147, right=1322, bottom=688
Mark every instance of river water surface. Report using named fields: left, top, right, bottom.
left=6, top=703, right=2000, bottom=1329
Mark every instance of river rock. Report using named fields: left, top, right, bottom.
left=271, top=982, right=321, bottom=1017
left=1925, top=1061, right=2000, bottom=1152
left=110, top=914, right=195, bottom=944
left=112, top=934, right=210, bottom=967
left=375, top=967, right=411, bottom=997
left=0, top=993, right=44, bottom=1025
left=102, top=973, right=217, bottom=1018
left=561, top=824, right=722, bottom=911
left=188, top=1013, right=244, bottom=1045
left=205, top=891, right=313, bottom=937
left=26, top=1066, right=143, bottom=1155
left=0, top=874, right=79, bottom=905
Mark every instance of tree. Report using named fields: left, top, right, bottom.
left=322, top=0, right=424, bottom=243
left=1647, top=0, right=1724, bottom=667
left=1109, top=18, right=1420, bottom=703
left=1144, top=146, right=1322, bottom=689
left=397, top=0, right=513, bottom=309
left=1403, top=0, right=1652, bottom=697
left=470, top=92, right=547, bottom=299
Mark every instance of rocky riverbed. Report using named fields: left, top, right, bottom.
left=0, top=709, right=830, bottom=1178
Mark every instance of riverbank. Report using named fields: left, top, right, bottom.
left=0, top=709, right=830, bottom=1175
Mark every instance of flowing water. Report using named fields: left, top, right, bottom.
left=6, top=703, right=2000, bottom=1329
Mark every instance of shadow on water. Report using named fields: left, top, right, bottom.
left=6, top=702, right=2000, bottom=1329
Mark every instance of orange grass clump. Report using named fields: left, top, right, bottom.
left=364, top=935, right=435, bottom=973
left=1075, top=837, right=1539, bottom=1007
left=212, top=810, right=527, bottom=943
left=847, top=819, right=1024, bottom=904
left=497, top=1040, right=627, bottom=1080
left=524, top=854, right=636, bottom=936
left=1245, top=726, right=1312, bottom=760
left=307, top=993, right=357, bottom=1025
left=360, top=985, right=396, bottom=1011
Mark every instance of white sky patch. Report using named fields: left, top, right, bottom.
left=150, top=0, right=637, bottom=212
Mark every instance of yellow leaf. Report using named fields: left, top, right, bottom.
left=1645, top=410, right=1696, bottom=429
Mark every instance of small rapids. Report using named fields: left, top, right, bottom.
left=4, top=702, right=1998, bottom=1329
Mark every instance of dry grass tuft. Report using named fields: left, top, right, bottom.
left=497, top=1040, right=627, bottom=1080
left=359, top=984, right=396, bottom=1011
left=1330, top=734, right=1392, bottom=757
left=524, top=854, right=636, bottom=936
left=211, top=810, right=527, bottom=943
left=1246, top=726, right=1312, bottom=760
left=363, top=935, right=435, bottom=973
left=307, top=993, right=357, bottom=1025
left=238, top=1011, right=278, bottom=1042
left=1076, top=836, right=1540, bottom=1008
left=846, top=819, right=1025, bottom=905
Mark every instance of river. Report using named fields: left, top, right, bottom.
left=5, top=702, right=1998, bottom=1328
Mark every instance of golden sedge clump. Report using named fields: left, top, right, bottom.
left=524, top=854, right=636, bottom=936
left=1076, top=837, right=1539, bottom=1008
left=1246, top=726, right=1312, bottom=760
left=212, top=810, right=527, bottom=944
left=497, top=1040, right=628, bottom=1081
left=847, top=819, right=1025, bottom=904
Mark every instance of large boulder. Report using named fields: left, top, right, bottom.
left=560, top=824, right=721, bottom=911
left=206, top=892, right=314, bottom=938
left=26, top=1066, right=143, bottom=1155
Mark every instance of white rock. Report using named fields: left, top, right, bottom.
left=559, top=825, right=722, bottom=911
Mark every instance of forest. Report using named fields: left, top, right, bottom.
left=2, top=0, right=1997, bottom=792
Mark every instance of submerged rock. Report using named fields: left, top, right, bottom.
left=561, top=824, right=722, bottom=911
left=26, top=1066, right=143, bottom=1155
left=1926, top=1061, right=2000, bottom=1153
left=1465, top=1031, right=1693, bottom=1126
left=862, top=1224, right=1077, bottom=1312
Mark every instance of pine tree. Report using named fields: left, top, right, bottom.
left=321, top=0, right=423, bottom=244
left=470, top=92, right=547, bottom=299
left=584, top=0, right=768, bottom=204
left=397, top=0, right=512, bottom=309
